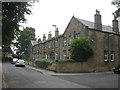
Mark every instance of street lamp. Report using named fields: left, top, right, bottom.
left=108, top=34, right=114, bottom=71
left=52, top=25, right=60, bottom=72
left=52, top=25, right=57, bottom=61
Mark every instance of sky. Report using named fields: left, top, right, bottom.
left=20, top=0, right=117, bottom=39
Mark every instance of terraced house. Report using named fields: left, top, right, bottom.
left=30, top=10, right=120, bottom=71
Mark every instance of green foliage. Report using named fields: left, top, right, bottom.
left=2, top=1, right=38, bottom=46
left=17, top=27, right=36, bottom=59
left=114, top=8, right=120, bottom=18
left=111, top=0, right=120, bottom=18
left=70, top=38, right=94, bottom=62
left=57, top=59, right=75, bottom=63
left=35, top=59, right=54, bottom=69
left=111, top=0, right=120, bottom=6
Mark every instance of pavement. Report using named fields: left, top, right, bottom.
left=26, top=65, right=113, bottom=76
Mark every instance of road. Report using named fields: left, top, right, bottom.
left=3, top=62, right=119, bottom=89
left=54, top=72, right=119, bottom=88
left=2, top=62, right=89, bottom=88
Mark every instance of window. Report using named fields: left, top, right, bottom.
left=76, top=33, right=80, bottom=39
left=55, top=52, right=58, bottom=60
left=110, top=51, right=115, bottom=62
left=63, top=50, right=67, bottom=59
left=45, top=54, right=47, bottom=59
left=48, top=43, right=51, bottom=48
left=63, top=38, right=67, bottom=46
left=68, top=35, right=72, bottom=45
left=51, top=41, right=54, bottom=49
left=55, top=40, right=58, bottom=48
left=104, top=50, right=108, bottom=62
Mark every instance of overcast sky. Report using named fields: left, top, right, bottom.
left=20, top=0, right=117, bottom=39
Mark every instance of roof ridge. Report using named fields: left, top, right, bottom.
left=77, top=18, right=112, bottom=28
left=75, top=17, right=112, bottom=32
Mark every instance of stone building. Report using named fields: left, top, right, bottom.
left=30, top=10, right=120, bottom=71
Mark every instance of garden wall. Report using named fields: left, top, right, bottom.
left=47, top=62, right=110, bottom=73
left=26, top=61, right=111, bottom=73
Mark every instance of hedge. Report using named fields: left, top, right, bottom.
left=34, top=58, right=81, bottom=69
left=57, top=59, right=75, bottom=63
left=35, top=58, right=55, bottom=69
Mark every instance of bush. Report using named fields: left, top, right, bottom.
left=70, top=37, right=94, bottom=62
left=57, top=59, right=75, bottom=63
left=35, top=58, right=54, bottom=69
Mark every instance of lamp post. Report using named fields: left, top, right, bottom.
left=108, top=34, right=114, bottom=71
left=52, top=25, right=59, bottom=72
left=52, top=25, right=57, bottom=61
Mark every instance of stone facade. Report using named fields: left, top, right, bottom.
left=30, top=10, right=120, bottom=71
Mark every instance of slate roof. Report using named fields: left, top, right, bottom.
left=31, top=40, right=38, bottom=46
left=76, top=18, right=113, bottom=32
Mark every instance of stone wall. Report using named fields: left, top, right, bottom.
left=47, top=62, right=111, bottom=73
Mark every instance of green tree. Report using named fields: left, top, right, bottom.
left=112, top=0, right=120, bottom=18
left=2, top=1, right=38, bottom=46
left=17, top=27, right=36, bottom=59
left=70, top=38, right=94, bottom=62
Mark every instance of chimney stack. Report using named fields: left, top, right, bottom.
left=55, top=28, right=59, bottom=36
left=94, top=9, right=102, bottom=30
left=48, top=31, right=52, bottom=39
left=112, top=19, right=119, bottom=33
left=43, top=34, right=46, bottom=41
left=38, top=38, right=41, bottom=43
left=112, top=13, right=119, bottom=33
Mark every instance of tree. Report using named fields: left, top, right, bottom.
left=17, top=27, right=36, bottom=59
left=0, top=6, right=2, bottom=46
left=112, top=0, right=120, bottom=18
left=70, top=38, right=94, bottom=62
left=2, top=1, right=38, bottom=46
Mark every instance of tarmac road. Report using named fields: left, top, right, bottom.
left=2, top=62, right=90, bottom=88
left=54, top=71, right=119, bottom=88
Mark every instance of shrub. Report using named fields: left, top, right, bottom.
left=70, top=37, right=94, bottom=62
left=57, top=59, right=75, bottom=63
left=35, top=58, right=54, bottom=69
